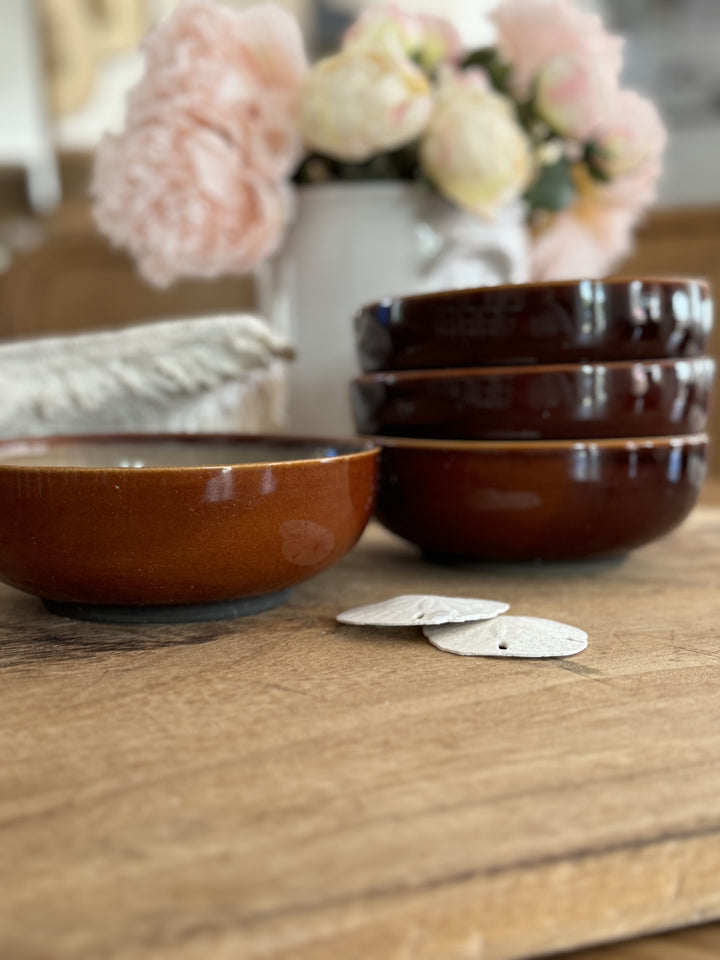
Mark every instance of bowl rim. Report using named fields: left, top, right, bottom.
left=363, top=433, right=709, bottom=452
left=0, top=433, right=381, bottom=473
left=358, top=275, right=712, bottom=313
left=353, top=356, right=716, bottom=384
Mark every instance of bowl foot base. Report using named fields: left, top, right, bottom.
left=42, top=589, right=292, bottom=624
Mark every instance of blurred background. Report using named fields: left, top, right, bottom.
left=0, top=0, right=719, bottom=343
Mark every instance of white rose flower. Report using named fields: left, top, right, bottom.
left=421, top=69, right=533, bottom=217
left=300, top=47, right=433, bottom=162
left=342, top=6, right=462, bottom=71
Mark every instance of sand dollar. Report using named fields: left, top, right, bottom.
left=337, top=594, right=509, bottom=627
left=423, top=616, right=588, bottom=658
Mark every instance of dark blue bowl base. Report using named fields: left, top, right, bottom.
left=42, top=589, right=292, bottom=624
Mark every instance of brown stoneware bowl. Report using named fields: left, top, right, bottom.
left=373, top=434, right=708, bottom=561
left=0, top=434, right=379, bottom=622
left=355, top=277, right=713, bottom=372
left=352, top=357, right=715, bottom=440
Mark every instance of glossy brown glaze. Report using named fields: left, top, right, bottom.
left=355, top=277, right=713, bottom=372
left=0, top=435, right=379, bottom=607
left=352, top=358, right=715, bottom=440
left=373, top=435, right=708, bottom=561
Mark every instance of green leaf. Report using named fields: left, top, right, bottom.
left=524, top=158, right=576, bottom=212
left=584, top=142, right=613, bottom=183
left=460, top=47, right=512, bottom=94
left=293, top=144, right=422, bottom=185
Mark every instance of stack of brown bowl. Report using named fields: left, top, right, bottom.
left=351, top=278, right=715, bottom=561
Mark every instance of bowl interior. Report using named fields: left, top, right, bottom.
left=0, top=435, right=373, bottom=469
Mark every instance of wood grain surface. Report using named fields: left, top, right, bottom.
left=2, top=492, right=720, bottom=960
left=550, top=921, right=720, bottom=960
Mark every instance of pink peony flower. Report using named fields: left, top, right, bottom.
left=492, top=0, right=623, bottom=98
left=535, top=52, right=615, bottom=140
left=129, top=76, right=301, bottom=183
left=593, top=90, right=667, bottom=186
left=530, top=129, right=665, bottom=282
left=531, top=204, right=638, bottom=281
left=140, top=0, right=307, bottom=96
left=91, top=121, right=289, bottom=287
left=491, top=0, right=667, bottom=283
left=126, top=0, right=307, bottom=179
left=91, top=0, right=305, bottom=286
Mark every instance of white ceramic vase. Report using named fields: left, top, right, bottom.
left=258, top=181, right=530, bottom=437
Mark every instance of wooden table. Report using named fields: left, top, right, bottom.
left=3, top=486, right=720, bottom=960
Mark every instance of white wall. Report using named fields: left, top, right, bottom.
left=0, top=0, right=60, bottom=209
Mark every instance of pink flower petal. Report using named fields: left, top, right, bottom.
left=91, top=122, right=289, bottom=287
